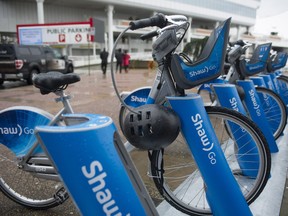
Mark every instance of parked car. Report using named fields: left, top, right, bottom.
left=0, top=44, right=74, bottom=85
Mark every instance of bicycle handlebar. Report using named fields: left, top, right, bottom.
left=227, top=39, right=252, bottom=63
left=140, top=30, right=158, bottom=40
left=129, top=13, right=167, bottom=30
left=229, top=40, right=245, bottom=47
left=229, top=40, right=252, bottom=49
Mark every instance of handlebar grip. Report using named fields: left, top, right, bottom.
left=140, top=30, right=158, bottom=40
left=230, top=40, right=245, bottom=47
left=129, top=13, right=167, bottom=30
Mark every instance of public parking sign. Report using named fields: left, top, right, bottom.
left=17, top=20, right=94, bottom=45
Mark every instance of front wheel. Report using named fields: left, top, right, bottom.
left=0, top=106, right=69, bottom=209
left=255, top=86, right=287, bottom=140
left=26, top=69, right=38, bottom=85
left=150, top=106, right=271, bottom=215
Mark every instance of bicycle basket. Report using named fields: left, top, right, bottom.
left=170, top=18, right=231, bottom=89
left=267, top=52, right=288, bottom=72
left=239, top=43, right=271, bottom=76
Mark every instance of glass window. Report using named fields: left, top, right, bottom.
left=52, top=49, right=62, bottom=59
left=29, top=47, right=42, bottom=55
left=18, top=47, right=30, bottom=55
left=0, top=45, right=14, bottom=55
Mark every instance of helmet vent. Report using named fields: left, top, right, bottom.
left=129, top=114, right=134, bottom=122
left=137, top=112, right=142, bottom=121
left=138, top=125, right=144, bottom=137
left=146, top=111, right=151, bottom=119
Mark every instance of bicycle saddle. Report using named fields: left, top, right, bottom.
left=267, top=52, right=288, bottom=72
left=33, top=71, right=80, bottom=95
left=239, top=43, right=271, bottom=77
left=170, top=18, right=231, bottom=89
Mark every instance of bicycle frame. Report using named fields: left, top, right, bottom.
left=197, top=42, right=285, bottom=144
left=121, top=35, right=252, bottom=216
left=0, top=90, right=74, bottom=181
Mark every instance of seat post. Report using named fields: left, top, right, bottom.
left=54, top=90, right=74, bottom=114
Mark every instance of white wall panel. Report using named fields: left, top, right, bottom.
left=0, top=0, right=37, bottom=32
left=0, top=0, right=105, bottom=32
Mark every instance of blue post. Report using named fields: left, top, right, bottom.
left=167, top=94, right=252, bottom=216
left=275, top=74, right=288, bottom=108
left=250, top=76, right=267, bottom=88
left=212, top=84, right=261, bottom=176
left=250, top=76, right=276, bottom=110
left=269, top=73, right=281, bottom=94
left=35, top=113, right=158, bottom=216
left=212, top=84, right=247, bottom=115
left=260, top=74, right=275, bottom=91
left=237, top=80, right=278, bottom=153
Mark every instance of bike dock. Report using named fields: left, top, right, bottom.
left=156, top=126, right=288, bottom=216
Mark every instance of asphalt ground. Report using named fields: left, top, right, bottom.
left=0, top=65, right=287, bottom=215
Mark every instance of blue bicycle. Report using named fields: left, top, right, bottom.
left=0, top=14, right=271, bottom=216
left=114, top=14, right=271, bottom=215
left=266, top=50, right=288, bottom=107
left=197, top=40, right=287, bottom=140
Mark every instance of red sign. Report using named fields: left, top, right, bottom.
left=59, top=34, right=65, bottom=43
left=75, top=34, right=82, bottom=42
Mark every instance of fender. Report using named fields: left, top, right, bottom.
left=197, top=78, right=226, bottom=93
left=0, top=106, right=53, bottom=156
left=122, top=86, right=151, bottom=107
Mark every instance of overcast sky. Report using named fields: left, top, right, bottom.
left=254, top=0, right=288, bottom=37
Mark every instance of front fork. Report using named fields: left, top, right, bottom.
left=167, top=94, right=252, bottom=216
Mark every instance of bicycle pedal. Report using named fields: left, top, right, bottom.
left=55, top=187, right=69, bottom=204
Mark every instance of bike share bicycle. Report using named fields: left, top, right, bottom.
left=0, top=14, right=271, bottom=215
left=114, top=14, right=271, bottom=215
left=266, top=50, right=288, bottom=107
left=0, top=72, right=80, bottom=209
left=197, top=40, right=287, bottom=142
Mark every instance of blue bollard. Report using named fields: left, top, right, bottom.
left=35, top=113, right=158, bottom=216
left=212, top=84, right=262, bottom=176
left=268, top=73, right=281, bottom=94
left=250, top=76, right=267, bottom=88
left=212, top=83, right=247, bottom=115
left=260, top=74, right=275, bottom=91
left=237, top=80, right=278, bottom=153
left=167, top=94, right=252, bottom=216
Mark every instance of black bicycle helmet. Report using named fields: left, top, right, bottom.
left=122, top=104, right=180, bottom=150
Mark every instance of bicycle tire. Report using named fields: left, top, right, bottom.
left=150, top=106, right=271, bottom=215
left=255, top=86, right=287, bottom=140
left=276, top=75, right=288, bottom=107
left=0, top=106, right=69, bottom=209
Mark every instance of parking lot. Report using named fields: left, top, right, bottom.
left=0, top=66, right=287, bottom=215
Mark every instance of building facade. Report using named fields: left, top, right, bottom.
left=1, top=0, right=286, bottom=65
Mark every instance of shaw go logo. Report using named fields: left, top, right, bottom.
left=0, top=124, right=34, bottom=136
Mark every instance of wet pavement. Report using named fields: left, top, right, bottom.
left=0, top=65, right=162, bottom=216
left=0, top=65, right=287, bottom=215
